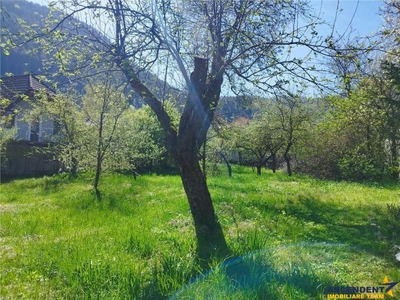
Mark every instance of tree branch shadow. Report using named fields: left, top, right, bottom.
left=171, top=244, right=348, bottom=299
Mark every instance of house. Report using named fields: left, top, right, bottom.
left=1, top=74, right=56, bottom=143
left=1, top=74, right=60, bottom=177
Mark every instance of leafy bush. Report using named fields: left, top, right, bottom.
left=338, top=153, right=385, bottom=181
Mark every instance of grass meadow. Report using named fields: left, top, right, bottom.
left=1, top=165, right=399, bottom=299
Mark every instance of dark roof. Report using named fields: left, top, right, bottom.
left=0, top=74, right=55, bottom=109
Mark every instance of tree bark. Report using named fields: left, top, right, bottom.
left=94, top=161, right=101, bottom=198
left=284, top=153, right=292, bottom=176
left=70, top=155, right=78, bottom=176
left=173, top=58, right=230, bottom=261
left=94, top=136, right=102, bottom=199
left=94, top=109, right=105, bottom=198
left=283, top=139, right=293, bottom=176
left=272, top=153, right=277, bottom=173
left=219, top=152, right=232, bottom=177
left=202, top=140, right=207, bottom=182
left=119, top=56, right=230, bottom=263
left=177, top=154, right=230, bottom=262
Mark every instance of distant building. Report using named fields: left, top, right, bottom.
left=1, top=74, right=56, bottom=143
left=1, top=74, right=60, bottom=177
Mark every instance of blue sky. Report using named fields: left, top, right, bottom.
left=23, top=0, right=384, bottom=96
left=26, top=0, right=383, bottom=37
left=310, top=0, right=383, bottom=37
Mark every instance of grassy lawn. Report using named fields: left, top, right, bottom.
left=1, top=166, right=399, bottom=299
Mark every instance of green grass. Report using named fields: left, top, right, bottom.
left=1, top=166, right=399, bottom=299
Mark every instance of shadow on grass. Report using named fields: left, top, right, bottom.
left=170, top=243, right=356, bottom=300
left=342, top=177, right=400, bottom=190
left=278, top=195, right=399, bottom=258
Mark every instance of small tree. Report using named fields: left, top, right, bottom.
left=18, top=87, right=83, bottom=176
left=208, top=118, right=236, bottom=177
left=49, top=94, right=81, bottom=175
left=232, top=111, right=283, bottom=176
left=274, top=93, right=313, bottom=176
left=79, top=80, right=129, bottom=195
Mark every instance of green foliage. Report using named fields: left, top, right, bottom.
left=296, top=76, right=400, bottom=181
left=112, top=105, right=168, bottom=172
left=338, top=152, right=385, bottom=181
left=77, top=81, right=128, bottom=180
left=0, top=97, right=17, bottom=162
left=25, top=80, right=170, bottom=180
left=217, top=95, right=313, bottom=176
left=227, top=100, right=284, bottom=169
left=0, top=126, right=17, bottom=155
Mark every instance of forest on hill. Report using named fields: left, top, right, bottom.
left=0, top=0, right=184, bottom=106
left=1, top=0, right=53, bottom=76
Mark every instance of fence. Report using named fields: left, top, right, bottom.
left=1, top=141, right=60, bottom=178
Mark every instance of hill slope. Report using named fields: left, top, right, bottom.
left=0, top=0, right=184, bottom=106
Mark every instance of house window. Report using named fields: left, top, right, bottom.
left=30, top=121, right=40, bottom=142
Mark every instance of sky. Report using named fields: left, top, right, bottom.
left=310, top=0, right=383, bottom=37
left=23, top=0, right=384, bottom=38
left=18, top=0, right=384, bottom=96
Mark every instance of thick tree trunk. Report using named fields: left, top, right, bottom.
left=70, top=156, right=78, bottom=177
left=284, top=140, right=293, bottom=176
left=119, top=57, right=230, bottom=263
left=284, top=153, right=292, bottom=176
left=238, top=152, right=243, bottom=165
left=256, top=153, right=273, bottom=176
left=272, top=153, right=277, bottom=173
left=177, top=155, right=230, bottom=262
